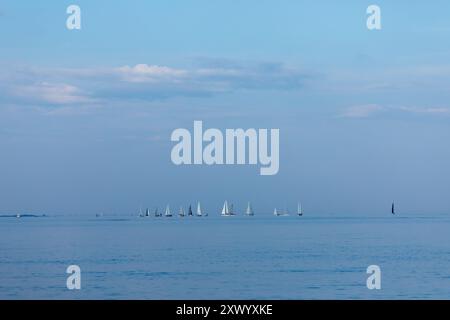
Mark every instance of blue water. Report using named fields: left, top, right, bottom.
left=1, top=215, right=450, bottom=299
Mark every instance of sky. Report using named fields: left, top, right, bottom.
left=1, top=1, right=450, bottom=216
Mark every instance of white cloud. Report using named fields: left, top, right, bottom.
left=398, top=106, right=450, bottom=115
left=12, top=82, right=92, bottom=105
left=116, top=64, right=187, bottom=83
left=0, top=61, right=310, bottom=108
left=340, top=104, right=384, bottom=118
left=340, top=104, right=450, bottom=119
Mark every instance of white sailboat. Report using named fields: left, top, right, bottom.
left=274, top=207, right=289, bottom=216
left=297, top=202, right=303, bottom=216
left=196, top=202, right=203, bottom=217
left=179, top=206, right=185, bottom=217
left=221, top=200, right=233, bottom=216
left=165, top=205, right=172, bottom=217
left=246, top=202, right=254, bottom=216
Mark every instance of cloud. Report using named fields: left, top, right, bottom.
left=11, top=82, right=93, bottom=105
left=339, top=104, right=384, bottom=118
left=398, top=106, right=450, bottom=115
left=116, top=64, right=187, bottom=83
left=0, top=60, right=310, bottom=109
left=339, top=104, right=450, bottom=119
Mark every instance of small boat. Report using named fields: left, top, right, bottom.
left=297, top=202, right=303, bottom=216
left=221, top=201, right=234, bottom=216
left=179, top=206, right=185, bottom=217
left=139, top=207, right=144, bottom=217
left=188, top=205, right=193, bottom=216
left=145, top=208, right=150, bottom=217
left=16, top=213, right=21, bottom=218
left=154, top=208, right=161, bottom=217
left=246, top=202, right=254, bottom=216
left=196, top=202, right=205, bottom=217
left=391, top=201, right=395, bottom=215
left=274, top=207, right=289, bottom=216
left=165, top=205, right=172, bottom=217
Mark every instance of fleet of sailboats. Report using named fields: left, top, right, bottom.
left=136, top=201, right=399, bottom=218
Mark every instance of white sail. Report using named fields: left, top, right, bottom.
left=246, top=202, right=254, bottom=215
left=222, top=201, right=229, bottom=215
left=297, top=202, right=303, bottom=216
left=196, top=202, right=202, bottom=216
left=165, top=205, right=172, bottom=217
left=273, top=208, right=278, bottom=216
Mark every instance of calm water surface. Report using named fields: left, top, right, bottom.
left=1, top=215, right=449, bottom=299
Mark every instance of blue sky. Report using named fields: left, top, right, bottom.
left=1, top=1, right=450, bottom=215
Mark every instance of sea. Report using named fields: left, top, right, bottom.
left=1, top=214, right=449, bottom=299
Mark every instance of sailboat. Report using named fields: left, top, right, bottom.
left=154, top=207, right=161, bottom=217
left=230, top=203, right=235, bottom=215
left=179, top=206, right=185, bottom=217
left=297, top=202, right=303, bottom=216
left=246, top=202, right=254, bottom=216
left=188, top=205, right=193, bottom=216
left=197, top=201, right=208, bottom=217
left=196, top=202, right=203, bottom=217
left=221, top=201, right=234, bottom=216
left=274, top=207, right=289, bottom=216
left=391, top=201, right=395, bottom=215
left=145, top=208, right=150, bottom=217
left=139, top=207, right=144, bottom=217
left=165, top=205, right=172, bottom=217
